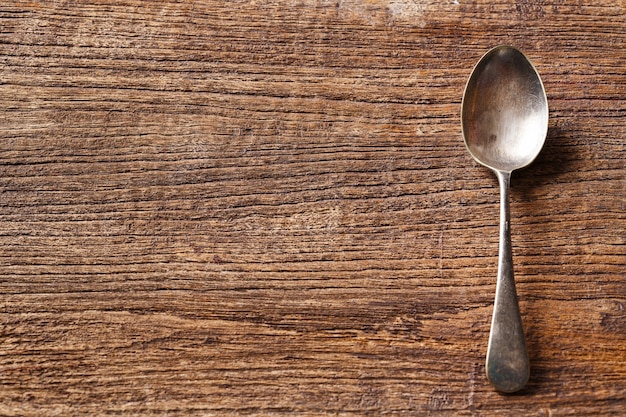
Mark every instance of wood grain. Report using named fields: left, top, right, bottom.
left=0, top=0, right=624, bottom=415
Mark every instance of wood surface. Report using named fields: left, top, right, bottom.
left=0, top=0, right=624, bottom=415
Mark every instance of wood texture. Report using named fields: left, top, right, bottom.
left=0, top=1, right=624, bottom=415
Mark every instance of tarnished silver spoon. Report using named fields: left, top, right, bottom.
left=461, top=45, right=548, bottom=393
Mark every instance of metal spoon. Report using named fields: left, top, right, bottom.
left=461, top=45, right=548, bottom=393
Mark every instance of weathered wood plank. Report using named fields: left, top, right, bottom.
left=0, top=0, right=624, bottom=415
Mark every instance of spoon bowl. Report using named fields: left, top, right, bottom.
left=462, top=46, right=548, bottom=172
left=461, top=46, right=548, bottom=393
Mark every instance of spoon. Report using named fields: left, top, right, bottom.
left=461, top=45, right=548, bottom=393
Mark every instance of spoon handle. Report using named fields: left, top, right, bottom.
left=486, top=171, right=530, bottom=393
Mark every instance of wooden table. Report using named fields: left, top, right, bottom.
left=1, top=1, right=624, bottom=415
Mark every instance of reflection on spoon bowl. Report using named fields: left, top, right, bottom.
left=462, top=46, right=548, bottom=172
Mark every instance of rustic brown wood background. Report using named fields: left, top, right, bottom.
left=0, top=0, right=624, bottom=415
